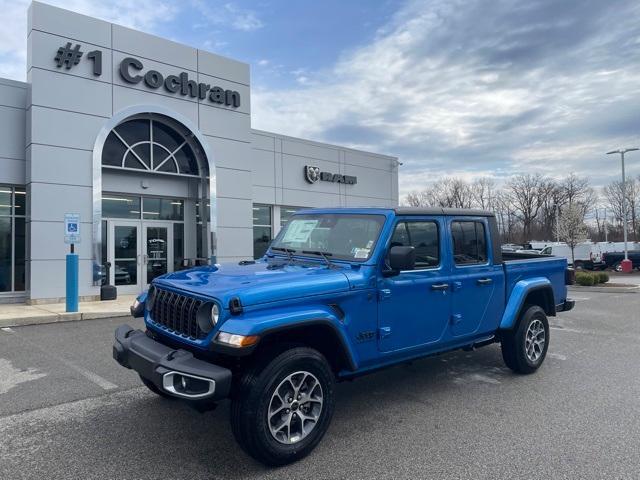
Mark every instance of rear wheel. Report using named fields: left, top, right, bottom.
left=501, top=305, right=549, bottom=374
left=230, top=347, right=335, bottom=466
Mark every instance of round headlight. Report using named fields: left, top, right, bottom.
left=211, top=303, right=220, bottom=325
left=146, top=286, right=157, bottom=311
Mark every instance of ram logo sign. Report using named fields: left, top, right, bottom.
left=304, top=166, right=357, bottom=185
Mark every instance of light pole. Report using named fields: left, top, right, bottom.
left=607, top=147, right=639, bottom=272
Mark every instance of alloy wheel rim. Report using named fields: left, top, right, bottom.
left=268, top=371, right=323, bottom=445
left=525, top=319, right=546, bottom=363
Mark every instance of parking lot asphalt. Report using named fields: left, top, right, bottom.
left=1, top=292, right=639, bottom=480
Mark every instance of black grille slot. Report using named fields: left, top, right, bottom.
left=150, top=288, right=205, bottom=340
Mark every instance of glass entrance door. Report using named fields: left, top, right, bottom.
left=107, top=220, right=175, bottom=293
left=143, top=223, right=173, bottom=285
left=109, top=220, right=141, bottom=294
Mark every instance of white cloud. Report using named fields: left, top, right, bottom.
left=251, top=0, right=640, bottom=199
left=192, top=1, right=263, bottom=32
left=0, top=0, right=179, bottom=81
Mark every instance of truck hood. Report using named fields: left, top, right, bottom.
left=152, top=260, right=351, bottom=307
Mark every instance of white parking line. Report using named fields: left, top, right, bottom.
left=550, top=326, right=584, bottom=334
left=548, top=352, right=567, bottom=360
left=5, top=330, right=118, bottom=391
left=50, top=354, right=118, bottom=391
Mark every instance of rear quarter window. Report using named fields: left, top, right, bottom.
left=451, top=221, right=487, bottom=265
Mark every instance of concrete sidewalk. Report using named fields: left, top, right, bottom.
left=0, top=295, right=137, bottom=328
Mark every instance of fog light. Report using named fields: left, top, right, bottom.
left=216, top=331, right=259, bottom=348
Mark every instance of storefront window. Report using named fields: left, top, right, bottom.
left=280, top=206, right=300, bottom=227
left=0, top=186, right=26, bottom=293
left=102, top=195, right=141, bottom=219
left=143, top=198, right=184, bottom=221
left=253, top=204, right=272, bottom=259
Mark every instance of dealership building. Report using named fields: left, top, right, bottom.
left=0, top=2, right=399, bottom=304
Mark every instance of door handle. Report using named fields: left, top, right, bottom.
left=431, top=283, right=449, bottom=291
left=143, top=254, right=148, bottom=265
left=477, top=278, right=493, bottom=285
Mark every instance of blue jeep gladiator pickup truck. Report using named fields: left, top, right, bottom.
left=113, top=207, right=574, bottom=465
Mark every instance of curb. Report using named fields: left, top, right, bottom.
left=568, top=285, right=640, bottom=294
left=0, top=310, right=131, bottom=328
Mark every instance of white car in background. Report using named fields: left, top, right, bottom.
left=537, top=242, right=604, bottom=270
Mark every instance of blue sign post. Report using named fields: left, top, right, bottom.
left=64, top=214, right=80, bottom=313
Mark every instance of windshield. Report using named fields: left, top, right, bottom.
left=270, top=213, right=386, bottom=262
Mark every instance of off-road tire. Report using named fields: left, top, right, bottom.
left=230, top=347, right=335, bottom=466
left=501, top=305, right=549, bottom=374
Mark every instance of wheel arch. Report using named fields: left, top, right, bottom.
left=500, top=279, right=555, bottom=330
left=254, top=320, right=357, bottom=373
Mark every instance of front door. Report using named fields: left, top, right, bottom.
left=143, top=223, right=173, bottom=285
left=109, top=220, right=141, bottom=294
left=378, top=217, right=451, bottom=352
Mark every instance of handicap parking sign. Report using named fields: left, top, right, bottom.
left=64, top=213, right=81, bottom=244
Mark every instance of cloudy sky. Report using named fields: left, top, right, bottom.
left=1, top=0, right=639, bottom=198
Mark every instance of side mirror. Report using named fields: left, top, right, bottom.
left=386, top=246, right=415, bottom=275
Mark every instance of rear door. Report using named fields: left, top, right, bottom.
left=447, top=218, right=504, bottom=338
left=377, top=216, right=451, bottom=352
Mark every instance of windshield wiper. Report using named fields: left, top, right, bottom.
left=302, top=250, right=334, bottom=268
left=271, top=247, right=296, bottom=261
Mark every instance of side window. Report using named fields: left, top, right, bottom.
left=390, top=221, right=440, bottom=269
left=451, top=221, right=488, bottom=265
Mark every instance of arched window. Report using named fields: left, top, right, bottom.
left=102, top=117, right=202, bottom=176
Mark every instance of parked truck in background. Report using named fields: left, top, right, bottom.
left=113, top=208, right=575, bottom=465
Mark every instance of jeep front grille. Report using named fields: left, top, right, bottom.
left=150, top=288, right=205, bottom=340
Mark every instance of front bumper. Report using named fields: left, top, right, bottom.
left=113, top=324, right=232, bottom=401
left=556, top=299, right=575, bottom=312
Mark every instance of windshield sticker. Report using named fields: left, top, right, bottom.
left=353, top=248, right=370, bottom=259
left=366, top=240, right=374, bottom=249
left=282, top=220, right=318, bottom=243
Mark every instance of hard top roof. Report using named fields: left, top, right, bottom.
left=394, top=207, right=494, bottom=217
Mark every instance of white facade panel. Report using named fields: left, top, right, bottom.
left=29, top=106, right=105, bottom=151
left=30, top=183, right=93, bottom=222
left=29, top=67, right=112, bottom=117
left=250, top=148, right=276, bottom=187
left=217, top=168, right=253, bottom=200
left=217, top=198, right=253, bottom=228
left=0, top=105, right=26, bottom=160
left=112, top=85, right=198, bottom=125
left=217, top=227, right=254, bottom=258
left=203, top=135, right=252, bottom=171
left=112, top=24, right=197, bottom=71
left=198, top=105, right=251, bottom=142
left=27, top=145, right=92, bottom=186
left=29, top=1, right=111, bottom=48
left=282, top=138, right=340, bottom=163
left=197, top=50, right=250, bottom=86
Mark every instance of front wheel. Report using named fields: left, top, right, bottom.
left=501, top=305, right=549, bottom=374
left=230, top=347, right=335, bottom=466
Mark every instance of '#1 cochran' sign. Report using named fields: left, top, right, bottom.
left=53, top=44, right=241, bottom=108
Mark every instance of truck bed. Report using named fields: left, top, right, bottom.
left=502, top=255, right=568, bottom=309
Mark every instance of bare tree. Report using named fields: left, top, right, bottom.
left=555, top=203, right=588, bottom=265
left=560, top=173, right=597, bottom=219
left=470, top=177, right=495, bottom=210
left=507, top=174, right=548, bottom=240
